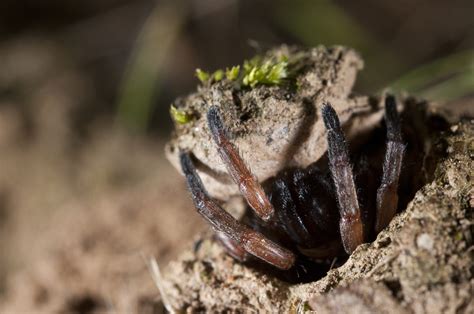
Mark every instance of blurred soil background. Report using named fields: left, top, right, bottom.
left=0, top=0, right=472, bottom=312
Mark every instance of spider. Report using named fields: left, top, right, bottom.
left=179, top=94, right=405, bottom=276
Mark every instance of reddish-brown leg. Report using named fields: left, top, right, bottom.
left=375, top=95, right=405, bottom=233
left=180, top=151, right=296, bottom=270
left=207, top=106, right=275, bottom=222
left=214, top=232, right=250, bottom=262
left=322, top=103, right=364, bottom=254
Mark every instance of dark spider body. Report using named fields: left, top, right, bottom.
left=235, top=157, right=384, bottom=281
left=244, top=165, right=340, bottom=255
left=179, top=95, right=409, bottom=282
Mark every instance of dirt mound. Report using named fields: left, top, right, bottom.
left=162, top=120, right=473, bottom=312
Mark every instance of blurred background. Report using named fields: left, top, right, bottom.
left=0, top=0, right=472, bottom=312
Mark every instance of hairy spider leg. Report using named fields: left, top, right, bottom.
left=322, top=103, right=365, bottom=254
left=214, top=231, right=250, bottom=262
left=207, top=106, right=275, bottom=222
left=179, top=151, right=296, bottom=270
left=272, top=177, right=313, bottom=245
left=375, top=95, right=405, bottom=233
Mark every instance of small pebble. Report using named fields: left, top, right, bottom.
left=416, top=233, right=434, bottom=251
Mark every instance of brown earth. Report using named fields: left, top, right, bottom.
left=0, top=128, right=206, bottom=313
left=0, top=37, right=205, bottom=313
left=0, top=43, right=472, bottom=313
left=161, top=45, right=473, bottom=312
left=162, top=119, right=473, bottom=313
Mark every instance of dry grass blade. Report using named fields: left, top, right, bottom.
left=147, top=256, right=176, bottom=314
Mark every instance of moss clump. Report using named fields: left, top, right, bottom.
left=225, top=65, right=240, bottom=81
left=195, top=69, right=225, bottom=84
left=182, top=49, right=306, bottom=125
left=194, top=53, right=297, bottom=88
left=195, top=69, right=210, bottom=83
left=212, top=69, right=224, bottom=82
left=242, top=56, right=289, bottom=87
left=170, top=105, right=193, bottom=124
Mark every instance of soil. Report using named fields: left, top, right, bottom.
left=0, top=127, right=206, bottom=313
left=0, top=44, right=472, bottom=313
left=162, top=119, right=473, bottom=313
left=162, top=45, right=473, bottom=312
left=0, top=38, right=205, bottom=313
left=166, top=45, right=374, bottom=200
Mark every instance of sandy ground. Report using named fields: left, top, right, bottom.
left=0, top=127, right=206, bottom=313
left=0, top=37, right=205, bottom=312
left=163, top=120, right=474, bottom=313
left=0, top=43, right=472, bottom=313
left=161, top=45, right=473, bottom=312
left=159, top=47, right=474, bottom=313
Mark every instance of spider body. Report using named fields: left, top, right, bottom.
left=244, top=164, right=342, bottom=257
left=179, top=95, right=406, bottom=275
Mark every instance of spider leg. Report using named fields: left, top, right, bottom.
left=322, top=103, right=364, bottom=254
left=214, top=231, right=250, bottom=262
left=180, top=151, right=296, bottom=270
left=375, top=95, right=405, bottom=233
left=207, top=106, right=274, bottom=222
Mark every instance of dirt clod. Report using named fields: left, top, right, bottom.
left=163, top=120, right=473, bottom=313
left=162, top=45, right=473, bottom=312
left=166, top=45, right=375, bottom=200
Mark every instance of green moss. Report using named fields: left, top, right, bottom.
left=213, top=69, right=224, bottom=81
left=195, top=68, right=210, bottom=83
left=195, top=68, right=225, bottom=83
left=194, top=52, right=297, bottom=87
left=170, top=105, right=192, bottom=124
left=225, top=65, right=240, bottom=81
left=242, top=56, right=289, bottom=87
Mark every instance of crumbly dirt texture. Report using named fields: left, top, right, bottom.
left=0, top=127, right=206, bottom=313
left=0, top=38, right=205, bottom=313
left=165, top=45, right=383, bottom=200
left=163, top=120, right=473, bottom=313
left=162, top=45, right=473, bottom=312
left=0, top=42, right=472, bottom=313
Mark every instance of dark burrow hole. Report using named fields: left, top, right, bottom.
left=239, top=99, right=450, bottom=284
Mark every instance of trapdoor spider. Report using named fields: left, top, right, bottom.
left=179, top=95, right=405, bottom=274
